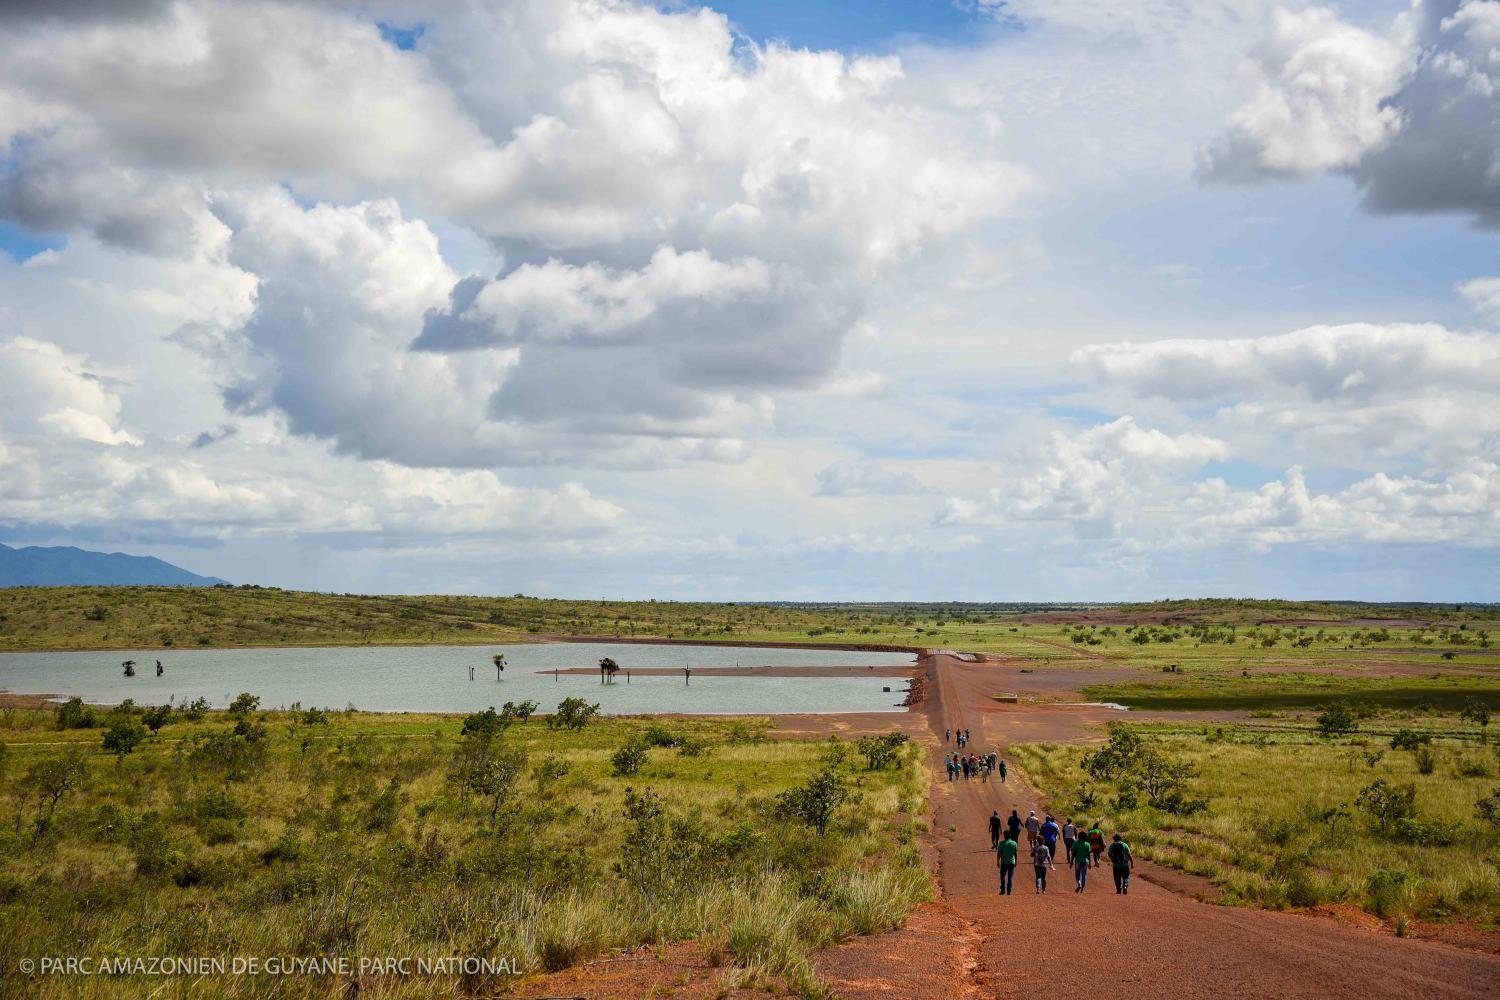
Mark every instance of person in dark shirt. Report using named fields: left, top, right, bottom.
left=988, top=810, right=1002, bottom=849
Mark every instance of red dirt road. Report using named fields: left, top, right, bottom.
left=916, top=652, right=1500, bottom=999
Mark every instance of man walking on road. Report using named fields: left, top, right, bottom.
left=1007, top=809, right=1022, bottom=845
left=996, top=830, right=1018, bottom=895
left=1108, top=834, right=1134, bottom=894
left=998, top=758, right=1007, bottom=782
left=1031, top=838, right=1052, bottom=893
left=1040, top=815, right=1060, bottom=865
left=988, top=810, right=1002, bottom=849
left=1072, top=833, right=1092, bottom=892
left=1025, top=810, right=1040, bottom=847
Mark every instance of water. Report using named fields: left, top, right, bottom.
left=0, top=643, right=916, bottom=715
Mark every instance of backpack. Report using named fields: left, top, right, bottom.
left=1108, top=841, right=1128, bottom=865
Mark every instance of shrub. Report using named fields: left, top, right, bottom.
left=1389, top=729, right=1432, bottom=751
left=1414, top=747, right=1436, bottom=775
left=228, top=693, right=260, bottom=718
left=54, top=697, right=98, bottom=730
left=856, top=732, right=909, bottom=770
left=500, top=700, right=538, bottom=723
left=1477, top=787, right=1500, bottom=829
left=461, top=707, right=509, bottom=738
left=610, top=738, right=649, bottom=777
left=1356, top=779, right=1418, bottom=836
left=142, top=704, right=173, bottom=734
left=1315, top=703, right=1357, bottom=738
left=102, top=718, right=148, bottom=759
left=1365, top=868, right=1412, bottom=918
left=775, top=764, right=848, bottom=835
left=301, top=707, right=329, bottom=726
left=547, top=698, right=600, bottom=731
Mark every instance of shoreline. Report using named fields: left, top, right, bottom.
left=0, top=634, right=926, bottom=656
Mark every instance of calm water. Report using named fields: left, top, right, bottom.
left=0, top=643, right=915, bottom=715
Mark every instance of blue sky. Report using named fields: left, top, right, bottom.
left=0, top=0, right=1497, bottom=600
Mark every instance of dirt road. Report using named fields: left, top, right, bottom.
left=914, top=652, right=1500, bottom=999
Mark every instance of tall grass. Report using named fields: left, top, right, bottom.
left=0, top=708, right=929, bottom=998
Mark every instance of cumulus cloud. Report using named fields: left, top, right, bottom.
left=0, top=335, right=139, bottom=445
left=938, top=417, right=1228, bottom=534
left=1200, top=5, right=1413, bottom=178
left=1205, top=1, right=1500, bottom=225
left=1072, top=323, right=1500, bottom=466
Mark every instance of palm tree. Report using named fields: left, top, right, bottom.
left=493, top=653, right=507, bottom=679
left=121, top=660, right=136, bottom=677
left=599, top=657, right=619, bottom=684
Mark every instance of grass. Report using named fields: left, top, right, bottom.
left=4, top=589, right=1497, bottom=654
left=0, top=702, right=929, bottom=998
left=1082, top=674, right=1500, bottom=713
left=1013, top=715, right=1500, bottom=926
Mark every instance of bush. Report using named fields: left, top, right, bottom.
left=102, top=718, right=147, bottom=759
left=54, top=697, right=99, bottom=730
left=775, top=764, right=848, bottom=835
left=1316, top=703, right=1357, bottom=738
left=500, top=700, right=538, bottom=722
left=228, top=693, right=260, bottom=718
left=610, top=738, right=649, bottom=777
left=1365, top=868, right=1412, bottom=918
left=856, top=732, right=909, bottom=770
left=547, top=698, right=600, bottom=731
left=1356, top=779, right=1418, bottom=836
left=1389, top=729, right=1432, bottom=751
left=142, top=704, right=172, bottom=734
left=1414, top=747, right=1436, bottom=775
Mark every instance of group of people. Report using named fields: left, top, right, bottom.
left=989, top=810, right=1133, bottom=895
left=946, top=750, right=1004, bottom=782
left=945, top=727, right=971, bottom=747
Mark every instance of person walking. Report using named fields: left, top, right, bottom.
left=1108, top=834, right=1134, bottom=894
left=1040, top=815, right=1060, bottom=864
left=988, top=810, right=1002, bottom=849
left=1007, top=809, right=1022, bottom=845
left=1071, top=832, right=1092, bottom=892
left=1025, top=810, right=1040, bottom=847
left=1062, top=817, right=1077, bottom=869
left=1087, top=821, right=1106, bottom=869
left=996, top=830, right=1018, bottom=895
left=998, top=758, right=1007, bottom=783
left=1031, top=838, right=1052, bottom=893
left=945, top=728, right=951, bottom=743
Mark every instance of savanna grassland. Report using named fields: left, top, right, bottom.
left=1014, top=708, right=1500, bottom=930
left=3, top=587, right=1497, bottom=655
left=0, top=697, right=928, bottom=999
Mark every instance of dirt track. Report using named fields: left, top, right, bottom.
left=848, top=653, right=1500, bottom=999
left=518, top=651, right=1500, bottom=998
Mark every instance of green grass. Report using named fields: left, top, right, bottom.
left=0, top=703, right=929, bottom=998
left=1013, top=717, right=1500, bottom=925
left=5, top=588, right=1496, bottom=654
left=1082, top=673, right=1500, bottom=712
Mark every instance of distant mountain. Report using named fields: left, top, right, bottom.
left=0, top=542, right=227, bottom=588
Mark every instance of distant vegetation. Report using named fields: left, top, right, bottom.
left=2, top=587, right=1497, bottom=652
left=0, top=700, right=927, bottom=997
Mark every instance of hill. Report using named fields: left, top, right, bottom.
left=0, top=543, right=226, bottom=588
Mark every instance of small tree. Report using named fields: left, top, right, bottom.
left=142, top=704, right=173, bottom=734
left=26, top=751, right=86, bottom=835
left=54, top=697, right=98, bottom=730
left=775, top=763, right=848, bottom=835
left=611, top=737, right=649, bottom=777
left=500, top=700, right=538, bottom=723
left=461, top=707, right=509, bottom=738
left=548, top=697, right=600, bottom=731
left=1460, top=698, right=1491, bottom=730
left=1390, top=729, right=1432, bottom=751
left=1356, top=779, right=1418, bottom=836
left=102, top=718, right=147, bottom=760
left=856, top=731, right=909, bottom=770
left=1316, top=703, right=1357, bottom=738
left=1477, top=787, right=1500, bottom=829
left=228, top=693, right=260, bottom=718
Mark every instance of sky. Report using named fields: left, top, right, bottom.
left=1, top=0, right=1498, bottom=601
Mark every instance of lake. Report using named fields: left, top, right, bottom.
left=0, top=642, right=917, bottom=715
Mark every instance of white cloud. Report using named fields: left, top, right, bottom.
left=1200, top=5, right=1413, bottom=178
left=0, top=335, right=139, bottom=445
left=1205, top=1, right=1500, bottom=225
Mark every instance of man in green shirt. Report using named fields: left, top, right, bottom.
left=1108, top=834, right=1133, bottom=894
left=995, top=834, right=1018, bottom=895
left=1071, top=833, right=1093, bottom=892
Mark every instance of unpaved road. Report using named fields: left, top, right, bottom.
left=910, top=652, right=1500, bottom=999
